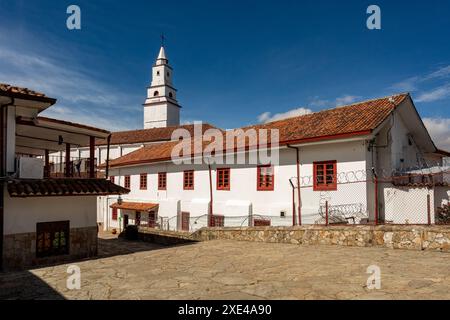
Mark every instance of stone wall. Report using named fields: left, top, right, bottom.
left=190, top=225, right=450, bottom=251
left=138, top=227, right=195, bottom=245
left=3, top=226, right=98, bottom=270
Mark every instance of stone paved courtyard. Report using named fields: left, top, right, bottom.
left=1, top=233, right=450, bottom=300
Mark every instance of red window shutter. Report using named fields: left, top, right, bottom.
left=124, top=176, right=131, bottom=189
left=257, top=165, right=274, bottom=191
left=313, top=160, right=337, bottom=191
left=110, top=176, right=115, bottom=184
left=183, top=170, right=194, bottom=190
left=140, top=173, right=147, bottom=190
left=112, top=208, right=118, bottom=220
left=216, top=168, right=230, bottom=190
left=158, top=172, right=167, bottom=190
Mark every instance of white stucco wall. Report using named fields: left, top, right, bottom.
left=4, top=193, right=98, bottom=235
left=104, top=140, right=371, bottom=230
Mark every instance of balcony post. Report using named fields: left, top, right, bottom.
left=89, top=136, right=95, bottom=178
left=65, top=143, right=71, bottom=177
left=44, top=149, right=49, bottom=178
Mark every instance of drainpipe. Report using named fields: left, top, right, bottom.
left=287, top=145, right=302, bottom=225
left=0, top=96, right=15, bottom=271
left=208, top=162, right=213, bottom=227
left=289, top=178, right=296, bottom=226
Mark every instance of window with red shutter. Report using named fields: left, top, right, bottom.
left=124, top=175, right=131, bottom=189
left=112, top=208, right=118, bottom=221
left=183, top=170, right=194, bottom=190
left=110, top=176, right=115, bottom=184
left=158, top=172, right=167, bottom=190
left=313, top=160, right=337, bottom=191
left=257, top=165, right=274, bottom=191
left=216, top=168, right=230, bottom=190
left=140, top=173, right=147, bottom=190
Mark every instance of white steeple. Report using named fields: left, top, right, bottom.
left=143, top=44, right=181, bottom=129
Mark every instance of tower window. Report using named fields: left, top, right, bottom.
left=169, top=92, right=173, bottom=98
left=154, top=91, right=159, bottom=96
left=156, top=71, right=160, bottom=76
left=167, top=72, right=170, bottom=77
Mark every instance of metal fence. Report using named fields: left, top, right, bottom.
left=153, top=166, right=449, bottom=232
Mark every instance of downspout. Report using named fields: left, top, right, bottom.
left=287, top=145, right=302, bottom=225
left=105, top=134, right=111, bottom=179
left=0, top=96, right=15, bottom=271
left=208, top=162, right=213, bottom=227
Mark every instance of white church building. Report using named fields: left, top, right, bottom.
left=68, top=45, right=449, bottom=232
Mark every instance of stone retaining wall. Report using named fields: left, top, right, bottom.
left=192, top=225, right=450, bottom=251
left=3, top=226, right=98, bottom=270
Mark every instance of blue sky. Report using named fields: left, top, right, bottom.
left=0, top=0, right=449, bottom=149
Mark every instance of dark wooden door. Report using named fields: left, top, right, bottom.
left=135, top=212, right=141, bottom=226
left=123, top=214, right=129, bottom=229
left=181, top=212, right=190, bottom=231
left=148, top=212, right=156, bottom=228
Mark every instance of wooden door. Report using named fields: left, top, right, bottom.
left=181, top=212, right=190, bottom=231
left=148, top=212, right=156, bottom=228
left=123, top=214, right=129, bottom=229
left=135, top=212, right=141, bottom=226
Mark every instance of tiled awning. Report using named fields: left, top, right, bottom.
left=110, top=201, right=158, bottom=212
left=7, top=178, right=129, bottom=197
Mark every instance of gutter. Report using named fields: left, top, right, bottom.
left=287, top=144, right=302, bottom=225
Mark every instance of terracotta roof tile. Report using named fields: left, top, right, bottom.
left=90, top=123, right=218, bottom=146
left=7, top=178, right=129, bottom=197
left=107, top=94, right=409, bottom=168
left=37, top=116, right=110, bottom=135
left=0, top=83, right=56, bottom=103
left=110, top=202, right=158, bottom=211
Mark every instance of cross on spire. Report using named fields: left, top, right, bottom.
left=161, top=33, right=165, bottom=47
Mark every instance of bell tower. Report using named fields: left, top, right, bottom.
left=143, top=43, right=181, bottom=128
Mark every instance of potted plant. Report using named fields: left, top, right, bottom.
left=111, top=228, right=117, bottom=235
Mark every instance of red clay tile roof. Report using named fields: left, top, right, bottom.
left=7, top=178, right=129, bottom=197
left=107, top=94, right=409, bottom=168
left=0, top=83, right=56, bottom=104
left=89, top=123, right=218, bottom=146
left=110, top=202, right=158, bottom=211
left=37, top=116, right=110, bottom=135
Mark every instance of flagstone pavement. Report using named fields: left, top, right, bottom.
left=1, top=232, right=450, bottom=300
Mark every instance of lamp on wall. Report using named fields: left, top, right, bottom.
left=117, top=195, right=123, bottom=205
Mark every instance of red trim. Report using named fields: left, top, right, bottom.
left=108, top=131, right=373, bottom=168
left=313, top=160, right=337, bottom=191
left=158, top=172, right=167, bottom=190
left=210, top=214, right=225, bottom=227
left=183, top=170, right=194, bottom=190
left=216, top=168, right=230, bottom=191
left=257, top=165, right=274, bottom=191
left=112, top=208, right=118, bottom=220
left=124, top=175, right=131, bottom=189
left=139, top=173, right=147, bottom=190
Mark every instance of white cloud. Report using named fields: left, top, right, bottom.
left=416, top=84, right=450, bottom=103
left=390, top=76, right=420, bottom=92
left=335, top=95, right=361, bottom=106
left=257, top=107, right=313, bottom=123
left=423, top=118, right=450, bottom=151
left=0, top=27, right=142, bottom=132
left=425, top=65, right=450, bottom=80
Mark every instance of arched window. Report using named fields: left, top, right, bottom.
left=154, top=91, right=159, bottom=96
left=169, top=92, right=173, bottom=98
left=156, top=71, right=160, bottom=76
left=167, top=72, right=170, bottom=77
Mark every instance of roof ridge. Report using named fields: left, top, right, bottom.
left=109, top=122, right=217, bottom=134
left=257, top=93, right=409, bottom=127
